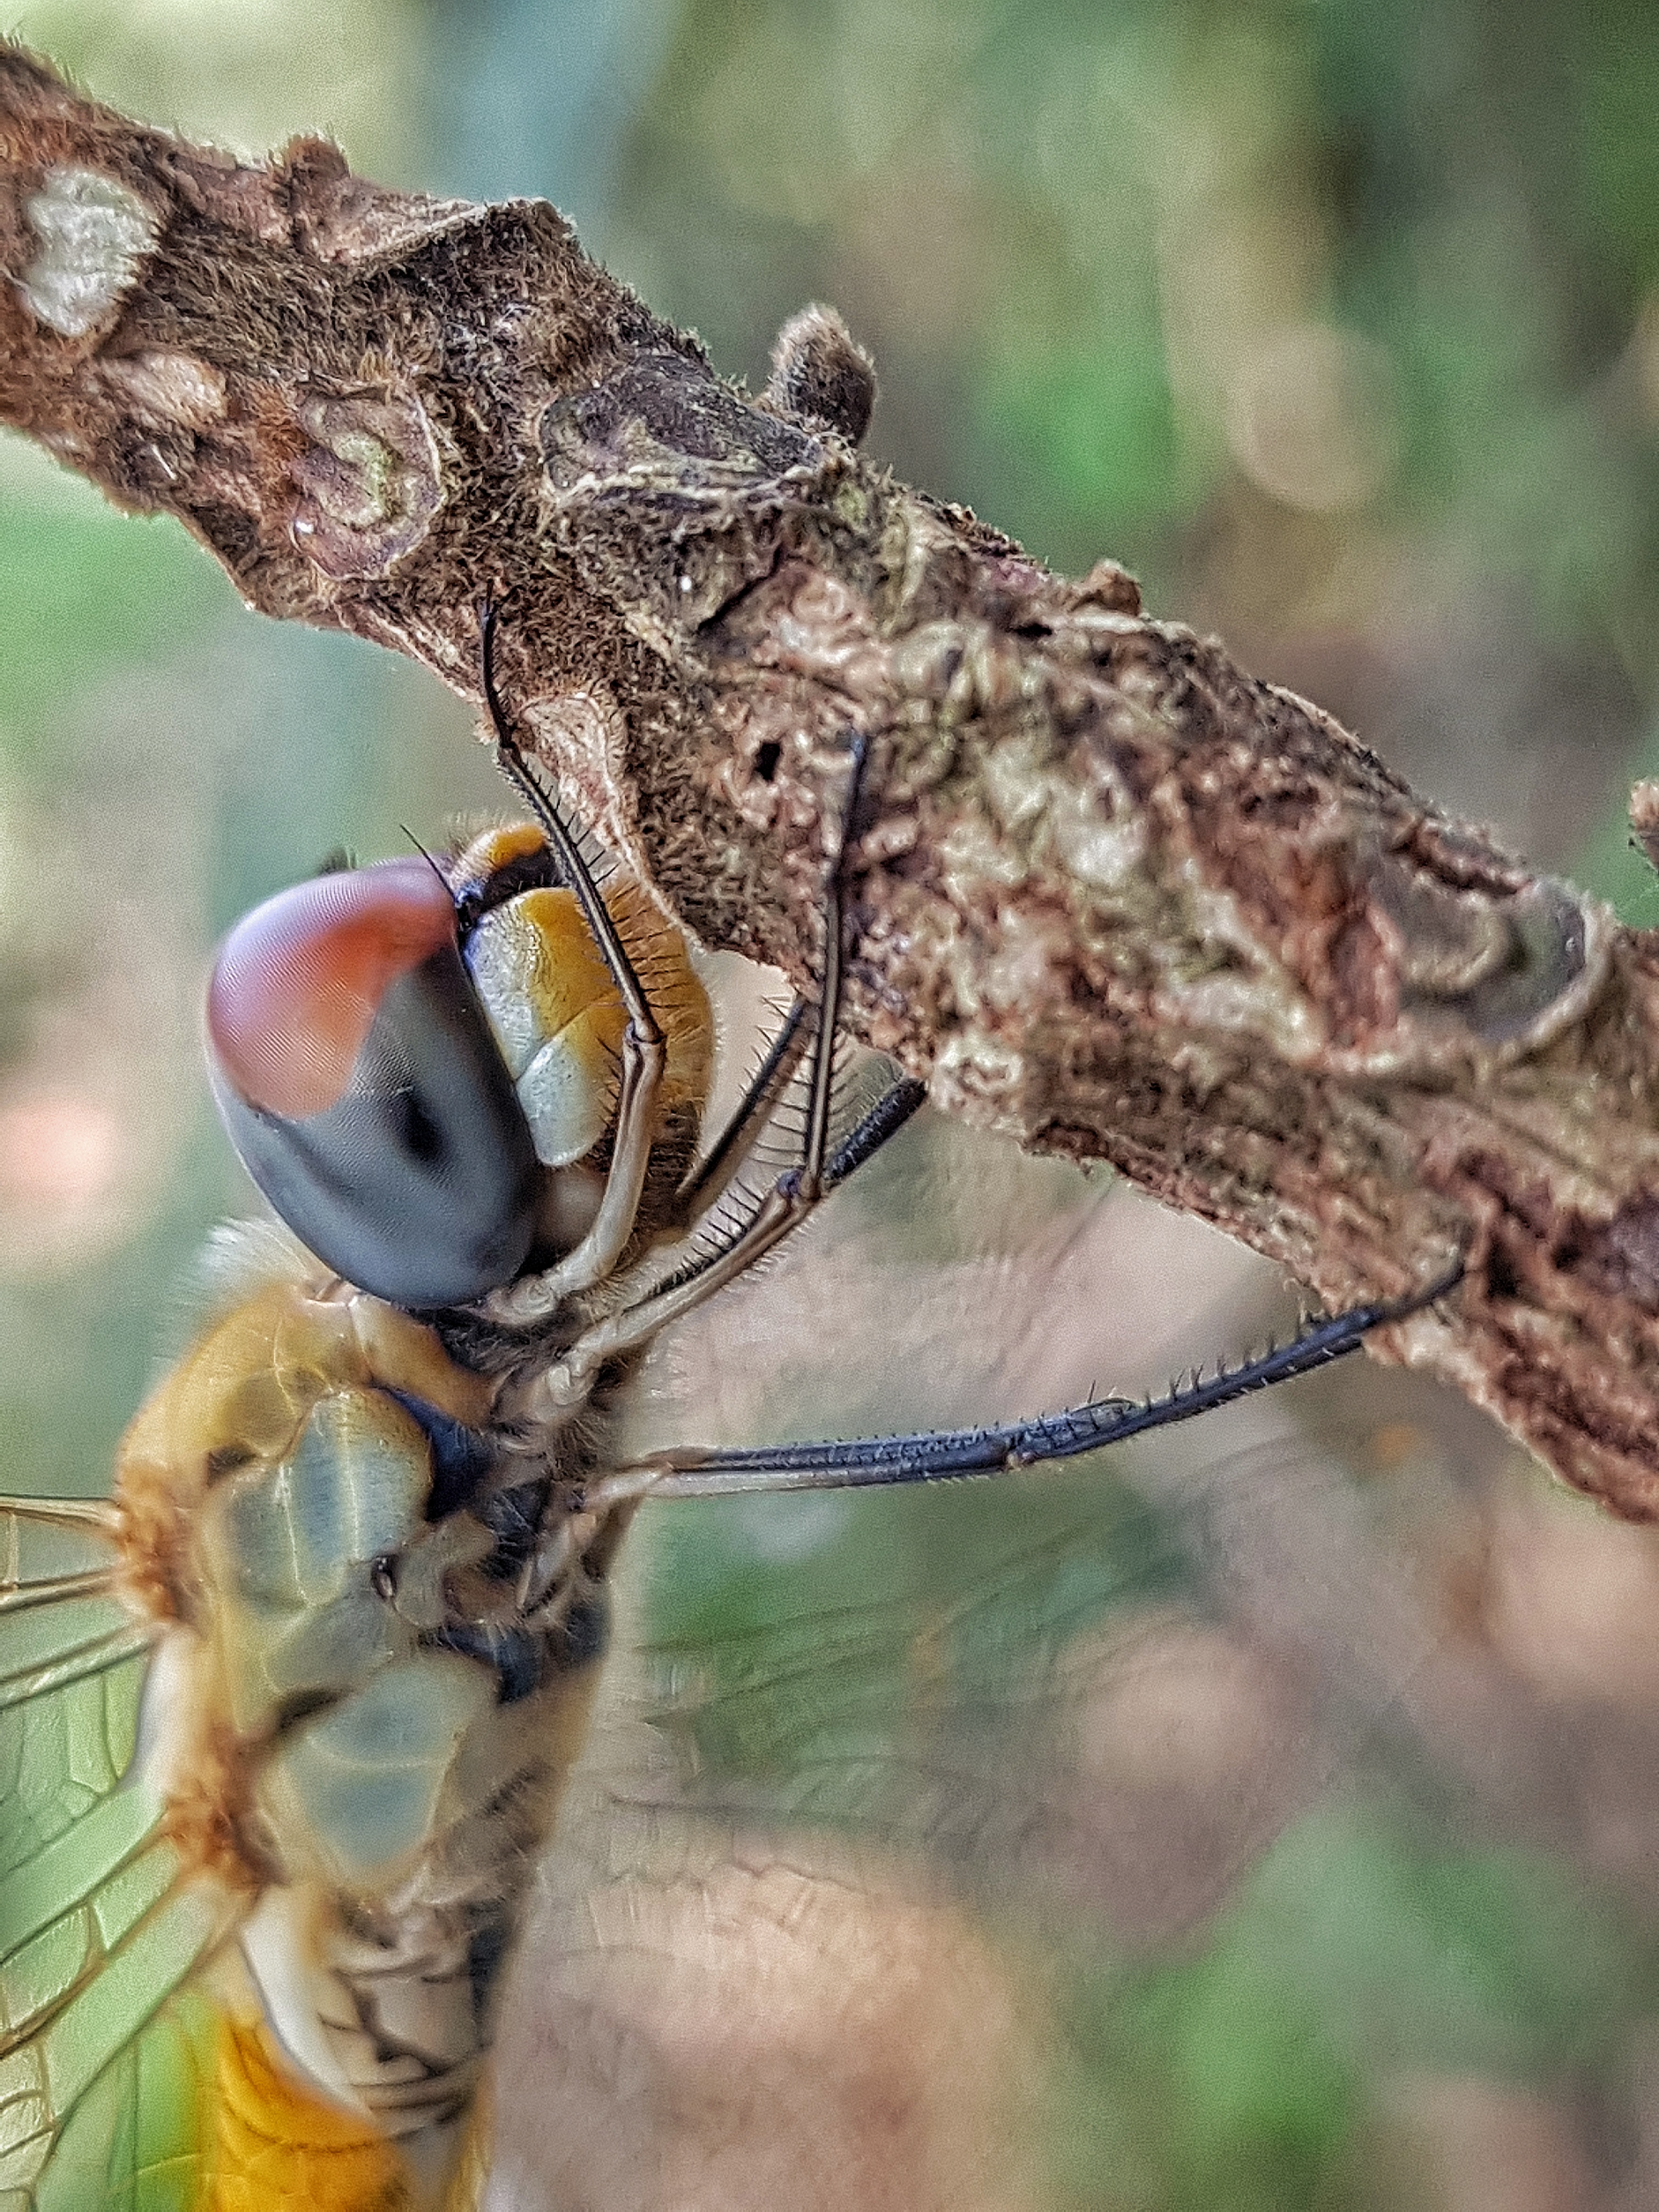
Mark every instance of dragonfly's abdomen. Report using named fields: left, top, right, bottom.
left=205, top=2008, right=418, bottom=2210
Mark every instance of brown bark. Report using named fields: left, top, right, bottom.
left=4, top=44, right=1658, bottom=1514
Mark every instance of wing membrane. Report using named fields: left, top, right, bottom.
left=507, top=1248, right=1659, bottom=2212
left=25, top=1984, right=217, bottom=2212
left=0, top=1506, right=150, bottom=1720
left=0, top=1501, right=235, bottom=2212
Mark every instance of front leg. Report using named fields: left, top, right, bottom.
left=478, top=1018, right=668, bottom=1323
left=472, top=601, right=672, bottom=1323
left=507, top=1174, right=819, bottom=1425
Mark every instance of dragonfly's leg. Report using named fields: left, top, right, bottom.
left=582, top=1260, right=1468, bottom=1505
left=504, top=1071, right=934, bottom=1442
left=520, top=1184, right=822, bottom=1424
left=825, top=1069, right=930, bottom=1187
left=654, top=730, right=928, bottom=1251
left=473, top=602, right=668, bottom=1320
left=511, top=1486, right=637, bottom=1620
left=667, top=998, right=812, bottom=1228
left=476, top=1019, right=666, bottom=1322
left=506, top=740, right=931, bottom=1423
left=592, top=1048, right=931, bottom=1324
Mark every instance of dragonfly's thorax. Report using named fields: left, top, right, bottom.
left=234, top=1615, right=608, bottom=2141
left=109, top=1255, right=620, bottom=2140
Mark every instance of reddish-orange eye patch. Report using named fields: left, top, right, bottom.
left=207, top=860, right=458, bottom=1118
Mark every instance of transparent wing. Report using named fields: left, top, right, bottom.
left=489, top=1110, right=1659, bottom=2212
left=0, top=1501, right=230, bottom=2212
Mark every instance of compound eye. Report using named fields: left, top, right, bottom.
left=206, top=859, right=539, bottom=1307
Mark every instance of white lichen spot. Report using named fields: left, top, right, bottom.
left=1049, top=794, right=1147, bottom=892
left=22, top=166, right=159, bottom=338
left=931, top=1030, right=1028, bottom=1138
left=983, top=732, right=1147, bottom=891
left=983, top=733, right=1049, bottom=835
left=100, top=351, right=225, bottom=430
left=1151, top=872, right=1327, bottom=1062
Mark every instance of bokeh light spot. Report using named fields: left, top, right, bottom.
left=1225, top=323, right=1402, bottom=512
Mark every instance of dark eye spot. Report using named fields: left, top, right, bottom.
left=754, top=741, right=781, bottom=784
left=397, top=1088, right=444, bottom=1164
left=1487, top=1248, right=1521, bottom=1301
left=205, top=1441, right=256, bottom=1484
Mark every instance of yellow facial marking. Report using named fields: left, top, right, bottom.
left=464, top=876, right=711, bottom=1170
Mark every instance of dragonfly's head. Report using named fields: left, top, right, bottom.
left=206, top=832, right=710, bottom=1311
left=206, top=854, right=542, bottom=1307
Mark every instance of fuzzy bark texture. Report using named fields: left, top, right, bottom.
left=4, top=46, right=1658, bottom=1513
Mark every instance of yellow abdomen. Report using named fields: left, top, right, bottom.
left=207, top=2016, right=411, bottom=2212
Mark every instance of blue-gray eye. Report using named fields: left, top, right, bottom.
left=205, top=858, right=539, bottom=1307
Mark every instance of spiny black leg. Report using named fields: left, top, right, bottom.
left=794, top=735, right=867, bottom=1198
left=826, top=1075, right=929, bottom=1190
left=614, top=732, right=909, bottom=1308
left=517, top=732, right=910, bottom=1402
left=625, top=1260, right=1466, bottom=1499
left=659, top=732, right=928, bottom=1246
left=640, top=1064, right=929, bottom=1314
left=672, top=999, right=812, bottom=1225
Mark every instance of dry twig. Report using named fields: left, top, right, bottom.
left=5, top=46, right=1659, bottom=1512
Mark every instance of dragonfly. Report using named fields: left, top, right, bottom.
left=0, top=610, right=1463, bottom=2211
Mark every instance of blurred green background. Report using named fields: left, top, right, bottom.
left=8, top=4, right=1659, bottom=2207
